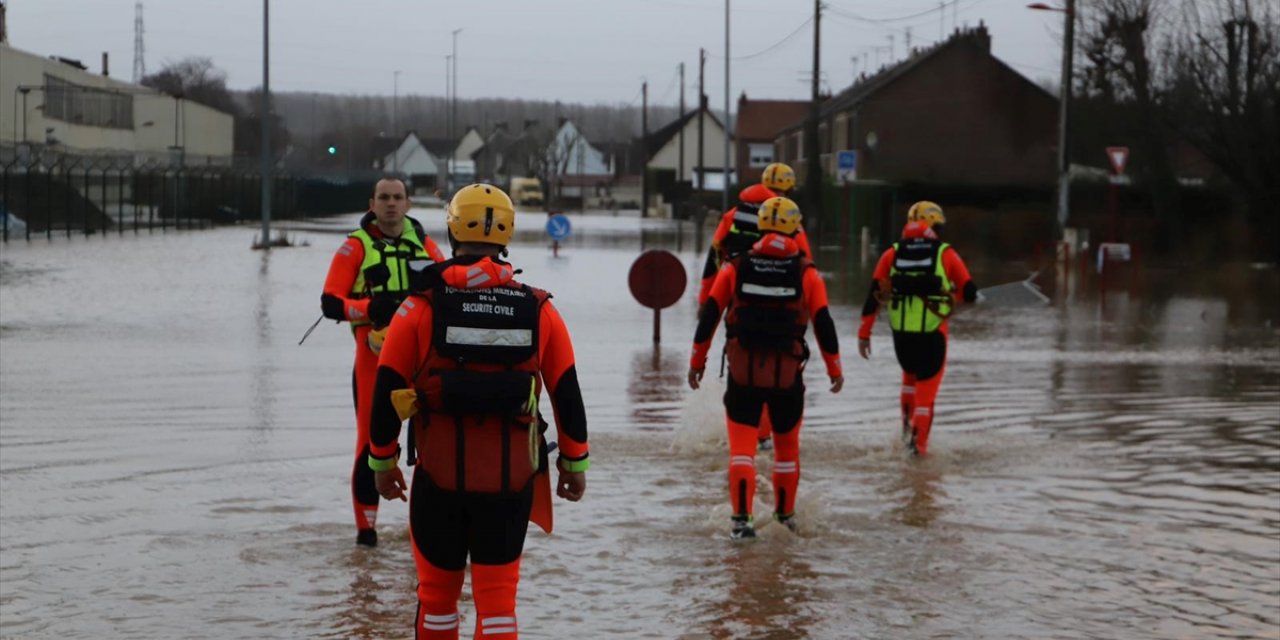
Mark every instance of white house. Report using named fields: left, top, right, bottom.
left=645, top=106, right=735, bottom=187
left=451, top=126, right=485, bottom=162
left=379, top=132, right=440, bottom=192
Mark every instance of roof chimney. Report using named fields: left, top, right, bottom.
left=102, top=52, right=109, bottom=76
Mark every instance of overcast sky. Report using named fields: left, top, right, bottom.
left=8, top=0, right=1067, bottom=106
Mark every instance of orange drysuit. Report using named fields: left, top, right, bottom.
left=370, top=255, right=588, bottom=640
left=859, top=222, right=975, bottom=456
left=321, top=212, right=445, bottom=536
left=692, top=232, right=841, bottom=520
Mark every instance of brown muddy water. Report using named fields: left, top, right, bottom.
left=1, top=211, right=1277, bottom=639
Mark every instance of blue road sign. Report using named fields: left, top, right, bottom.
left=836, top=150, right=857, bottom=184
left=546, top=214, right=572, bottom=241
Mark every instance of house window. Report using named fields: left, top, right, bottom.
left=748, top=143, right=773, bottom=168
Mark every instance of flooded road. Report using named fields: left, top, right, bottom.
left=1, top=211, right=1277, bottom=639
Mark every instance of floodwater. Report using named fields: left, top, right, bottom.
left=1, top=211, right=1277, bottom=640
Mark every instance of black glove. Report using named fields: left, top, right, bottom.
left=321, top=294, right=345, bottom=321
left=368, top=296, right=400, bottom=328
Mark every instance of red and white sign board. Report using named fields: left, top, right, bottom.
left=1106, top=146, right=1130, bottom=175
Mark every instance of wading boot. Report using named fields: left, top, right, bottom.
left=774, top=512, right=798, bottom=534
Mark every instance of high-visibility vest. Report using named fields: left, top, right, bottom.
left=409, top=275, right=550, bottom=494
left=888, top=239, right=953, bottom=333
left=347, top=219, right=433, bottom=326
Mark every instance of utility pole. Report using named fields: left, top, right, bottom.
left=641, top=80, right=648, bottom=217
left=678, top=62, right=685, bottom=186
left=258, top=0, right=272, bottom=249
left=1057, top=0, right=1075, bottom=233
left=698, top=48, right=705, bottom=196
left=804, top=0, right=823, bottom=223
left=722, top=0, right=731, bottom=212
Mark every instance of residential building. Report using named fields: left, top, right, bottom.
left=735, top=96, right=808, bottom=186
left=377, top=131, right=440, bottom=192
left=772, top=24, right=1057, bottom=188
left=643, top=104, right=734, bottom=188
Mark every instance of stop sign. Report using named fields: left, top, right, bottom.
left=628, top=250, right=686, bottom=309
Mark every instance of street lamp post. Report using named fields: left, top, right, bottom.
left=450, top=28, right=462, bottom=194
left=392, top=69, right=401, bottom=173
left=259, top=0, right=272, bottom=248
left=1029, top=0, right=1075, bottom=234
left=444, top=54, right=452, bottom=194
left=171, top=93, right=185, bottom=166
left=19, top=87, right=30, bottom=142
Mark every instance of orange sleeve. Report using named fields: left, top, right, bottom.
left=858, top=247, right=896, bottom=339
left=321, top=237, right=371, bottom=323
left=369, top=296, right=430, bottom=459
left=423, top=235, right=447, bottom=263
left=803, top=267, right=842, bottom=379
left=691, top=263, right=736, bottom=370
left=377, top=296, right=428, bottom=382
left=942, top=247, right=973, bottom=300
left=538, top=301, right=588, bottom=462
left=697, top=211, right=737, bottom=305
left=796, top=228, right=814, bottom=260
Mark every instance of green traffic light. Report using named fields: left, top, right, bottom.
left=327, top=146, right=337, bottom=155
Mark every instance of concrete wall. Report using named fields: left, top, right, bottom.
left=1, top=43, right=233, bottom=165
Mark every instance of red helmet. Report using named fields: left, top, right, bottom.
left=901, top=221, right=938, bottom=240
left=737, top=183, right=777, bottom=205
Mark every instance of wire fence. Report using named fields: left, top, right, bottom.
left=0, top=155, right=303, bottom=242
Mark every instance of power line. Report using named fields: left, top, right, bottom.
left=706, top=16, right=814, bottom=62
left=655, top=63, right=681, bottom=106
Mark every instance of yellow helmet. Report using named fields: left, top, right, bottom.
left=447, top=184, right=516, bottom=246
left=757, top=196, right=802, bottom=236
left=906, top=200, right=946, bottom=228
left=761, top=163, right=796, bottom=193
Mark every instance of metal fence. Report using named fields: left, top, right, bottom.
left=0, top=155, right=301, bottom=242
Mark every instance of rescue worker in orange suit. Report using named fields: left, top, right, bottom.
left=696, top=163, right=813, bottom=451
left=368, top=184, right=589, bottom=639
left=857, top=201, right=977, bottom=457
left=320, top=177, right=446, bottom=547
left=688, top=196, right=843, bottom=539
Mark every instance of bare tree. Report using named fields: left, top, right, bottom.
left=1165, top=0, right=1279, bottom=253
left=141, top=57, right=238, bottom=114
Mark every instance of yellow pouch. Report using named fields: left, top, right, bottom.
left=391, top=389, right=420, bottom=421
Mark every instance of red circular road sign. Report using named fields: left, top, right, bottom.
left=628, top=250, right=687, bottom=309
